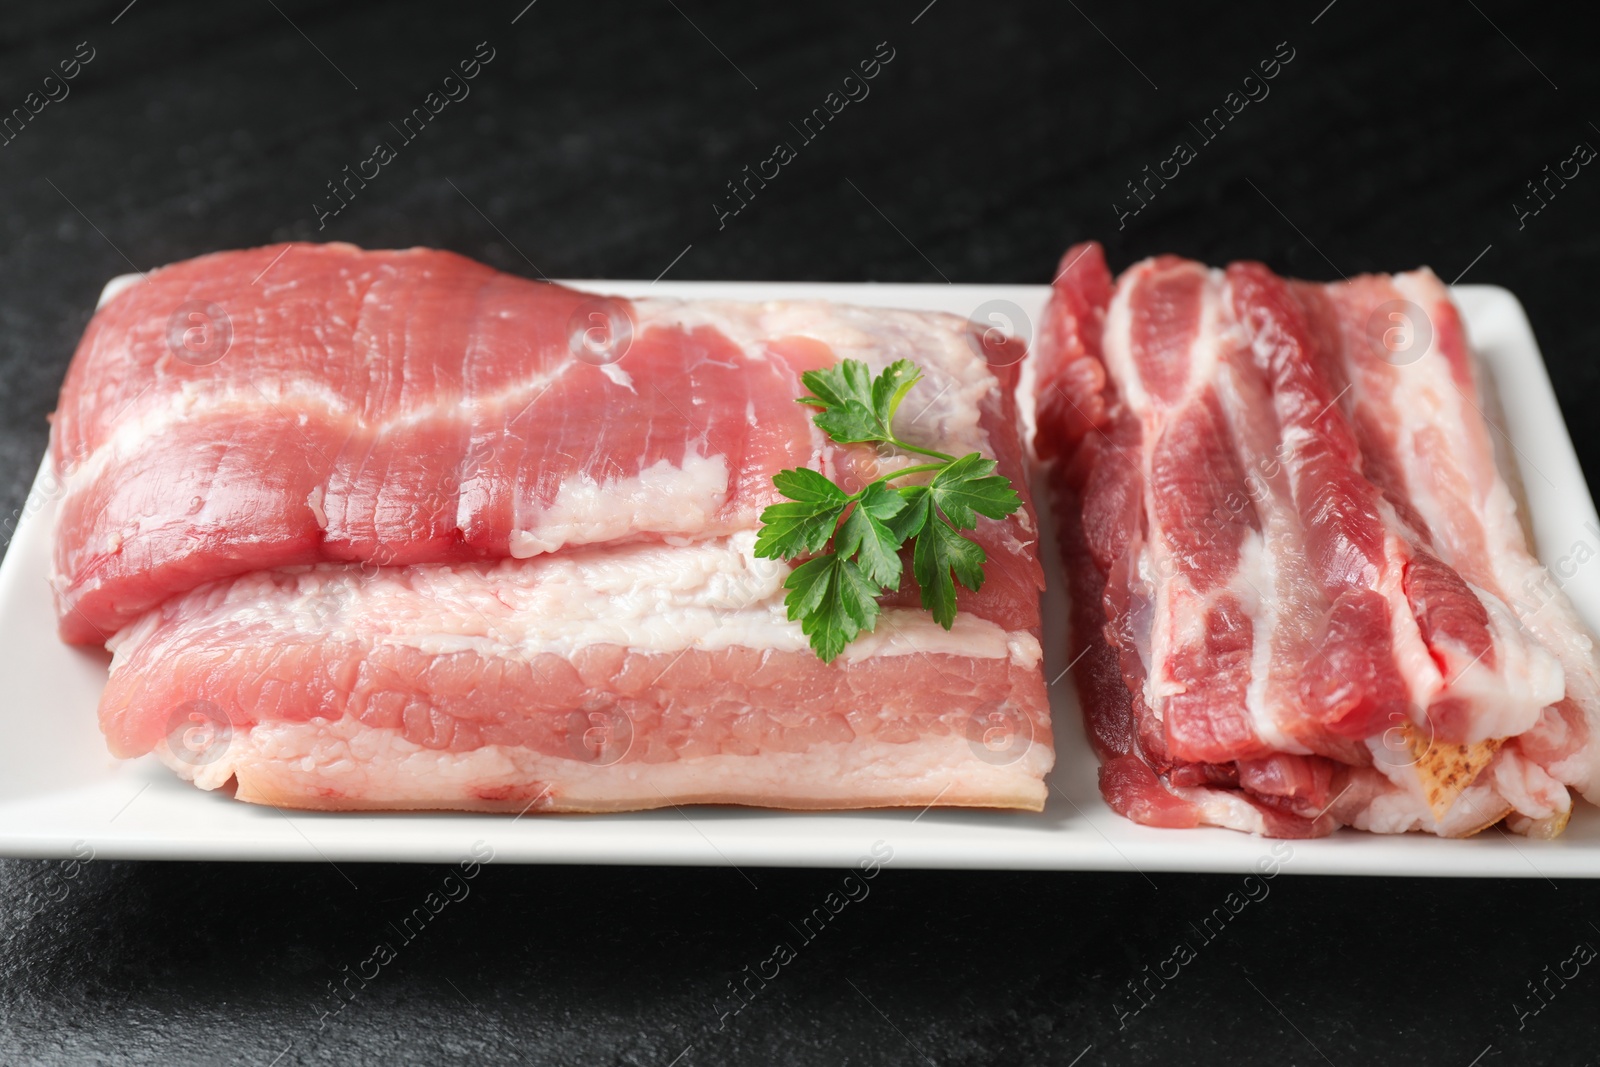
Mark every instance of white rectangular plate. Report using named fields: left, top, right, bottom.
left=3, top=279, right=1597, bottom=877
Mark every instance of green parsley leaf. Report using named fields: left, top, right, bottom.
left=797, top=359, right=922, bottom=445
left=810, top=402, right=882, bottom=445
left=869, top=359, right=922, bottom=428
left=773, top=467, right=847, bottom=503
left=834, top=481, right=907, bottom=588
left=928, top=452, right=1023, bottom=529
left=796, top=359, right=871, bottom=412
left=798, top=361, right=884, bottom=444
left=758, top=358, right=1025, bottom=659
left=783, top=553, right=882, bottom=662
left=912, top=514, right=989, bottom=629
left=753, top=469, right=849, bottom=560
left=886, top=484, right=931, bottom=544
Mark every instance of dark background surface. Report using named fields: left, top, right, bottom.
left=3, top=1, right=1599, bottom=1063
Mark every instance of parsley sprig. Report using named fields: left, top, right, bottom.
left=754, top=359, right=1022, bottom=662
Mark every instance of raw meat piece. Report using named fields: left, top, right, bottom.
left=52, top=243, right=1039, bottom=644
left=1039, top=241, right=1595, bottom=837
left=55, top=244, right=1051, bottom=811
left=103, top=534, right=1050, bottom=811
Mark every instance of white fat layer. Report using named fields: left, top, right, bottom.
left=60, top=378, right=352, bottom=489
left=1134, top=547, right=1164, bottom=716
left=507, top=449, right=730, bottom=558
left=1189, top=269, right=1225, bottom=390
left=123, top=531, right=1035, bottom=666
left=1445, top=585, right=1566, bottom=740
left=1476, top=492, right=1600, bottom=795
left=98, top=274, right=143, bottom=308
left=1364, top=734, right=1442, bottom=825
left=1209, top=324, right=1316, bottom=756
left=1491, top=751, right=1571, bottom=821
left=1167, top=785, right=1269, bottom=835
left=1346, top=769, right=1508, bottom=836
left=1098, top=267, right=1144, bottom=411
left=306, top=486, right=327, bottom=530
left=598, top=361, right=634, bottom=392
left=60, top=368, right=573, bottom=492
left=632, top=298, right=1000, bottom=463
left=1231, top=531, right=1302, bottom=753
left=163, top=716, right=1054, bottom=810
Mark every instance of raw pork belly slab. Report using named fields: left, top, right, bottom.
left=54, top=243, right=1051, bottom=812
left=1037, top=241, right=1600, bottom=838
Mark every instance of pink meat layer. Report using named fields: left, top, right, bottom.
left=52, top=243, right=1041, bottom=644
left=103, top=555, right=1051, bottom=812
left=1040, top=241, right=1595, bottom=838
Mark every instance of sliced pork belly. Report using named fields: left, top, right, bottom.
left=1039, top=241, right=1594, bottom=837
left=52, top=243, right=1035, bottom=644
left=103, top=534, right=1049, bottom=811
left=54, top=243, right=1050, bottom=811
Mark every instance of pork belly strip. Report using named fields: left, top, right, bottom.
left=51, top=243, right=1040, bottom=643
left=1038, top=241, right=1586, bottom=837
left=1053, top=448, right=1557, bottom=838
left=1308, top=271, right=1599, bottom=820
left=103, top=535, right=1051, bottom=812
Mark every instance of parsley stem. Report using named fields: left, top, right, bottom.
left=876, top=461, right=947, bottom=485
left=887, top=439, right=957, bottom=463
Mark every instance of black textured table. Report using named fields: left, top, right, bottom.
left=4, top=2, right=1599, bottom=1064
